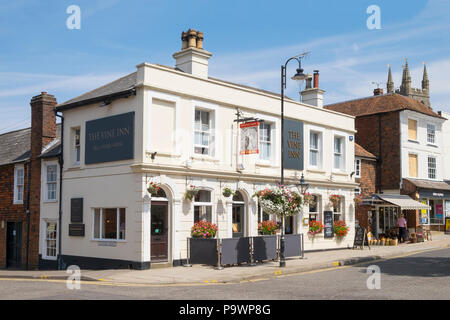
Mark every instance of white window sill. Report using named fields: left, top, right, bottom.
left=256, top=160, right=277, bottom=168
left=191, top=154, right=220, bottom=163
left=426, top=143, right=438, bottom=148
left=332, top=170, right=348, bottom=176
left=42, top=256, right=57, bottom=261
left=13, top=201, right=23, bottom=205
left=407, top=139, right=419, bottom=144
left=145, top=151, right=181, bottom=159
left=92, top=239, right=127, bottom=243
left=44, top=200, right=58, bottom=203
left=307, top=168, right=325, bottom=174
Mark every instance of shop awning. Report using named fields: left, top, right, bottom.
left=377, top=194, right=430, bottom=210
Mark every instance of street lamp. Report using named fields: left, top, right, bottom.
left=280, top=56, right=308, bottom=268
left=297, top=173, right=309, bottom=195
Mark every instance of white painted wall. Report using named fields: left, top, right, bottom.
left=440, top=111, right=450, bottom=180
left=400, top=110, right=446, bottom=181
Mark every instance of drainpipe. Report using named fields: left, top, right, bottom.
left=55, top=110, right=65, bottom=270
left=25, top=159, right=31, bottom=269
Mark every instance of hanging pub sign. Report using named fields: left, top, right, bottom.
left=240, top=121, right=259, bottom=155
left=85, top=112, right=135, bottom=164
left=283, top=119, right=304, bottom=170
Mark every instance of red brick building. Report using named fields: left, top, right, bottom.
left=0, top=92, right=60, bottom=269
left=354, top=143, right=376, bottom=230
left=324, top=62, right=446, bottom=237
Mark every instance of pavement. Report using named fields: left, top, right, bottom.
left=1, top=233, right=449, bottom=286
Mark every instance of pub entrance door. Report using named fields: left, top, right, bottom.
left=6, top=222, right=22, bottom=268
left=150, top=202, right=169, bottom=262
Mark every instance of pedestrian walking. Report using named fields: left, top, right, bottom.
left=397, top=213, right=407, bottom=243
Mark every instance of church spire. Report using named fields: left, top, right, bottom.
left=387, top=64, right=394, bottom=93
left=422, top=62, right=429, bottom=92
left=400, top=58, right=411, bottom=95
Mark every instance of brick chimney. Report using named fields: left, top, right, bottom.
left=173, top=29, right=212, bottom=79
left=300, top=70, right=325, bottom=108
left=373, top=88, right=383, bottom=96
left=28, top=92, right=57, bottom=269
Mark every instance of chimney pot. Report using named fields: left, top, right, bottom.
left=313, top=70, right=319, bottom=88
left=196, top=31, right=204, bottom=49
left=188, top=29, right=197, bottom=48
left=181, top=32, right=188, bottom=49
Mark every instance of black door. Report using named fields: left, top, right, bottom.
left=151, top=202, right=168, bottom=262
left=6, top=222, right=22, bottom=268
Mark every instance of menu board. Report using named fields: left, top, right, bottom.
left=353, top=226, right=369, bottom=249
left=324, top=211, right=334, bottom=239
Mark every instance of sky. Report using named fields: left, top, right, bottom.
left=1, top=0, right=450, bottom=134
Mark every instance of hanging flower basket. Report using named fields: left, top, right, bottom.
left=308, top=220, right=324, bottom=236
left=147, top=181, right=161, bottom=197
left=303, top=193, right=316, bottom=207
left=353, top=193, right=363, bottom=206
left=329, top=194, right=341, bottom=210
left=258, top=220, right=279, bottom=235
left=333, top=220, right=349, bottom=238
left=253, top=186, right=302, bottom=217
left=185, top=185, right=199, bottom=201
left=222, top=187, right=235, bottom=198
left=191, top=220, right=218, bottom=239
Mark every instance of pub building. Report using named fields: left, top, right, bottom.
left=53, top=30, right=359, bottom=270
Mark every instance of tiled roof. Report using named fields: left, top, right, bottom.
left=324, top=93, right=443, bottom=119
left=0, top=124, right=61, bottom=166
left=355, top=143, right=376, bottom=159
left=57, top=72, right=137, bottom=107
left=404, top=178, right=450, bottom=191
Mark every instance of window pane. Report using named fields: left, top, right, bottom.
left=48, top=183, right=56, bottom=200
left=102, top=208, right=117, bottom=239
left=195, top=190, right=211, bottom=202
left=310, top=133, right=318, bottom=149
left=119, top=208, right=126, bottom=240
left=94, top=209, right=101, bottom=239
left=47, top=165, right=57, bottom=182
left=310, top=150, right=318, bottom=166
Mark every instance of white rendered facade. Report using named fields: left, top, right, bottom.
left=57, top=53, right=358, bottom=268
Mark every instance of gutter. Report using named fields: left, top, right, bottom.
left=54, top=110, right=65, bottom=270
left=25, top=159, right=31, bottom=269
left=55, top=88, right=136, bottom=112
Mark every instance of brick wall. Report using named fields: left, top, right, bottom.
left=0, top=92, right=57, bottom=269
left=0, top=163, right=29, bottom=268
left=355, top=159, right=377, bottom=230
left=355, top=112, right=401, bottom=192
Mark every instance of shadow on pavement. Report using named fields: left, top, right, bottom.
left=357, top=253, right=450, bottom=277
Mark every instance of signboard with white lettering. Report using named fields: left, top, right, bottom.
left=85, top=112, right=135, bottom=164
left=283, top=119, right=304, bottom=170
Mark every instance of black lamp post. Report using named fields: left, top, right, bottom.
left=280, top=57, right=307, bottom=268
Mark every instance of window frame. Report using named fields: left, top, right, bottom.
left=45, top=164, right=58, bottom=202
left=355, top=158, right=361, bottom=178
left=408, top=118, right=418, bottom=141
left=92, top=208, right=126, bottom=241
left=42, top=220, right=58, bottom=260
left=408, top=153, right=419, bottom=178
left=73, top=127, right=81, bottom=166
left=309, top=131, right=321, bottom=169
left=193, top=190, right=213, bottom=223
left=308, top=194, right=321, bottom=222
left=333, top=135, right=345, bottom=171
left=259, top=122, right=272, bottom=161
left=191, top=100, right=218, bottom=159
left=333, top=196, right=345, bottom=222
left=13, top=164, right=25, bottom=205
left=427, top=156, right=437, bottom=180
left=427, top=123, right=436, bottom=145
